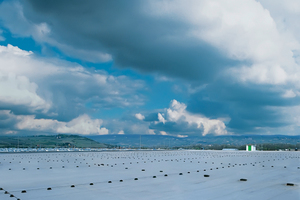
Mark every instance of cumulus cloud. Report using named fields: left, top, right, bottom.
left=0, top=111, right=108, bottom=135
left=0, top=45, right=51, bottom=113
left=148, top=129, right=156, bottom=135
left=149, top=0, right=300, bottom=86
left=258, top=0, right=300, bottom=40
left=0, top=44, right=144, bottom=121
left=12, top=112, right=108, bottom=135
left=157, top=113, right=166, bottom=124
left=2, top=0, right=300, bottom=135
left=135, top=113, right=145, bottom=121
left=0, top=43, right=146, bottom=135
left=282, top=89, right=297, bottom=98
left=160, top=131, right=168, bottom=136
left=0, top=44, right=32, bottom=56
left=0, top=72, right=51, bottom=113
left=151, top=100, right=227, bottom=136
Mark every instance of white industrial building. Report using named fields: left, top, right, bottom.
left=246, top=144, right=256, bottom=151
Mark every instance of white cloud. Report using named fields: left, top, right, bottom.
left=16, top=114, right=108, bottom=135
left=0, top=72, right=51, bottom=113
left=157, top=113, right=166, bottom=124
left=0, top=44, right=32, bottom=56
left=155, top=75, right=173, bottom=82
left=146, top=0, right=288, bottom=61
left=0, top=45, right=51, bottom=112
left=0, top=44, right=60, bottom=80
left=117, top=130, right=125, bottom=135
left=148, top=129, right=156, bottom=135
left=282, top=89, right=296, bottom=98
left=177, top=134, right=188, bottom=138
left=146, top=0, right=300, bottom=85
left=155, top=100, right=227, bottom=136
left=4, top=130, right=17, bottom=135
left=135, top=113, right=145, bottom=120
left=160, top=131, right=168, bottom=135
left=0, top=110, right=108, bottom=135
left=258, top=0, right=300, bottom=39
left=228, top=63, right=288, bottom=85
left=0, top=44, right=144, bottom=117
left=0, top=43, right=146, bottom=135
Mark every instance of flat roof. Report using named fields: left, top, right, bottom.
left=0, top=150, right=299, bottom=200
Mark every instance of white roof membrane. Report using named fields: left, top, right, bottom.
left=0, top=150, right=299, bottom=200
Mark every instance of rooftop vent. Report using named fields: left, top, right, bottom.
left=286, top=183, right=295, bottom=186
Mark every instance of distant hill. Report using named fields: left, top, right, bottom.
left=0, top=134, right=109, bottom=148
left=1, top=134, right=299, bottom=150
left=88, top=134, right=300, bottom=148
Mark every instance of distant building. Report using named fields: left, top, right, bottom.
left=246, top=144, right=256, bottom=151
left=222, top=148, right=238, bottom=151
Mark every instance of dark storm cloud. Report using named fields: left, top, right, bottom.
left=187, top=80, right=298, bottom=133
left=0, top=110, right=18, bottom=129
left=143, top=113, right=159, bottom=122
left=21, top=0, right=236, bottom=81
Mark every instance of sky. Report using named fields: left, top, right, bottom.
left=0, top=0, right=300, bottom=137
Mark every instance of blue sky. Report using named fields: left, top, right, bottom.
left=1, top=0, right=300, bottom=136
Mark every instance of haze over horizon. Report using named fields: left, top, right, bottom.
left=1, top=0, right=300, bottom=137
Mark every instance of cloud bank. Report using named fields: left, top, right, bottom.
left=0, top=43, right=145, bottom=135
left=1, top=0, right=300, bottom=135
